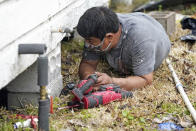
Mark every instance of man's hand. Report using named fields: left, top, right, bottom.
left=91, top=72, right=113, bottom=91
left=95, top=72, right=113, bottom=86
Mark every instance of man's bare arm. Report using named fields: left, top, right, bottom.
left=95, top=72, right=153, bottom=90
left=112, top=72, right=153, bottom=90
left=79, top=59, right=99, bottom=79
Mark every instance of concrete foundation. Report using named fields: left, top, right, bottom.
left=6, top=43, right=63, bottom=109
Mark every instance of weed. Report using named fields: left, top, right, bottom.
left=80, top=110, right=93, bottom=120
left=158, top=5, right=162, bottom=12
left=182, top=4, right=196, bottom=15
left=161, top=102, right=184, bottom=114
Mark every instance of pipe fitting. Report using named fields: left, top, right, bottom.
left=51, top=27, right=74, bottom=40
left=51, top=27, right=73, bottom=34
left=18, top=44, right=47, bottom=54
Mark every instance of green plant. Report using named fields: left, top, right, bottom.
left=158, top=5, right=162, bottom=12
left=182, top=4, right=196, bottom=15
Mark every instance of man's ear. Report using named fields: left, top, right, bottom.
left=105, top=33, right=114, bottom=40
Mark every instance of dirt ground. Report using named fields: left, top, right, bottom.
left=0, top=10, right=196, bottom=131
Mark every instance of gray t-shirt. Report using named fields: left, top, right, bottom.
left=82, top=12, right=171, bottom=76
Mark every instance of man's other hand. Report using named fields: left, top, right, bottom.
left=95, top=72, right=113, bottom=86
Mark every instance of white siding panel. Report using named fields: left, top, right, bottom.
left=0, top=0, right=77, bottom=50
left=0, top=0, right=109, bottom=89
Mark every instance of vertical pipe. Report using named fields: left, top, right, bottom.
left=18, top=44, right=50, bottom=130
left=38, top=56, right=48, bottom=87
left=38, top=56, right=49, bottom=131
left=166, top=59, right=196, bottom=123
left=38, top=99, right=49, bottom=131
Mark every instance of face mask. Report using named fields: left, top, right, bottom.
left=102, top=42, right=112, bottom=53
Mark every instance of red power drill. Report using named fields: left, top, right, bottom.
left=82, top=84, right=133, bottom=109
left=71, top=74, right=98, bottom=102
left=68, top=76, right=133, bottom=109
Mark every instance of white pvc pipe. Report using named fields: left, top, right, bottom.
left=166, top=58, right=196, bottom=123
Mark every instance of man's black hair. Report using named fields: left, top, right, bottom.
left=77, top=6, right=120, bottom=40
